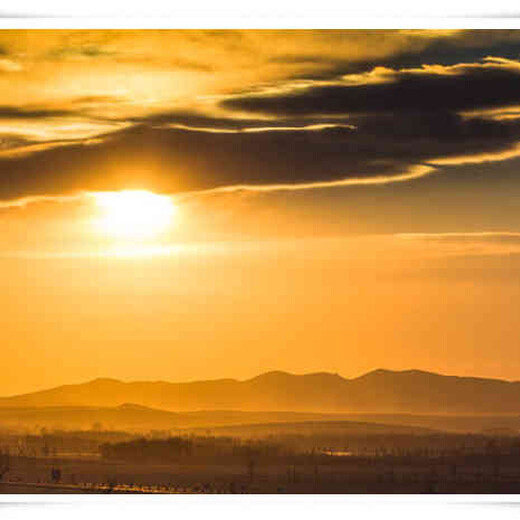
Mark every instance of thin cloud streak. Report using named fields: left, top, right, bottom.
left=429, top=142, right=520, bottom=166
left=396, top=231, right=520, bottom=239
left=394, top=231, right=520, bottom=258
left=179, top=164, right=436, bottom=197
left=0, top=192, right=87, bottom=209
left=160, top=122, right=357, bottom=134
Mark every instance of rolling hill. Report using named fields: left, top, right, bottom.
left=0, top=405, right=443, bottom=434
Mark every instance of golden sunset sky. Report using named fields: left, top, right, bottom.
left=2, top=30, right=520, bottom=394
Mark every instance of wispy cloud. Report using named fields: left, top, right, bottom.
left=394, top=231, right=520, bottom=258
left=0, top=58, right=22, bottom=72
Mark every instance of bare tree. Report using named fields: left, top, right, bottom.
left=0, top=449, right=10, bottom=481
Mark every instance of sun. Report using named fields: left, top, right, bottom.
left=91, top=190, right=176, bottom=240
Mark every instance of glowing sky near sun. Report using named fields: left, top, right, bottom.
left=92, top=190, right=177, bottom=241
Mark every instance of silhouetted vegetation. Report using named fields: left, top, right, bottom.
left=100, top=435, right=284, bottom=464
left=4, top=426, right=520, bottom=493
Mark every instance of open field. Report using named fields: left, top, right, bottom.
left=3, top=424, right=520, bottom=493
left=4, top=451, right=520, bottom=494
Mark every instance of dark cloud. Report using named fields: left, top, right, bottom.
left=0, top=124, right=381, bottom=199
left=328, top=32, right=520, bottom=78
left=271, top=31, right=520, bottom=82
left=222, top=62, right=520, bottom=116
left=130, top=110, right=275, bottom=130
left=3, top=48, right=520, bottom=201
left=0, top=106, right=72, bottom=119
left=0, top=109, right=519, bottom=200
left=129, top=109, right=355, bottom=131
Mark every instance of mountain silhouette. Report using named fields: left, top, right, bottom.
left=2, top=369, right=520, bottom=414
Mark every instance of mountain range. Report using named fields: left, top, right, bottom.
left=2, top=369, right=520, bottom=415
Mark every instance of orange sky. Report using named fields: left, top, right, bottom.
left=2, top=208, right=520, bottom=395
left=2, top=30, right=520, bottom=394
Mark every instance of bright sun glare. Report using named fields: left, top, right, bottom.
left=92, top=190, right=176, bottom=240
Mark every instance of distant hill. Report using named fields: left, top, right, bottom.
left=0, top=405, right=439, bottom=435
left=2, top=369, right=520, bottom=415
left=187, top=419, right=439, bottom=438
left=4, top=404, right=520, bottom=435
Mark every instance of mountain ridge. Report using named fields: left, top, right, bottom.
left=2, top=369, right=520, bottom=414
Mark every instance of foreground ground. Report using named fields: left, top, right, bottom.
left=3, top=452, right=520, bottom=493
